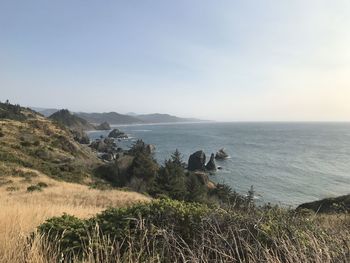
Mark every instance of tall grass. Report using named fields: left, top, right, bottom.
left=0, top=175, right=150, bottom=263
left=0, top=175, right=349, bottom=262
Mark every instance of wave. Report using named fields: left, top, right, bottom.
left=131, top=129, right=152, bottom=132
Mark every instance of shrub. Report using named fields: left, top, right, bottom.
left=6, top=186, right=19, bottom=192
left=37, top=214, right=88, bottom=256
left=27, top=185, right=42, bottom=192
left=38, top=199, right=210, bottom=258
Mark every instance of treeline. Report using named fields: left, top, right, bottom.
left=0, top=100, right=26, bottom=121
left=94, top=140, right=253, bottom=207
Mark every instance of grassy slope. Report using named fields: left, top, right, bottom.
left=0, top=174, right=150, bottom=262
left=0, top=106, right=151, bottom=262
left=0, top=108, right=100, bottom=182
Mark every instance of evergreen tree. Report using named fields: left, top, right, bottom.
left=185, top=173, right=207, bottom=203
left=131, top=152, right=158, bottom=182
left=151, top=150, right=187, bottom=200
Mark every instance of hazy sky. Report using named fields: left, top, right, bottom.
left=1, top=1, right=350, bottom=121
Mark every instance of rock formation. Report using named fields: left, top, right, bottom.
left=188, top=150, right=206, bottom=171
left=215, top=148, right=229, bottom=160
left=95, top=121, right=111, bottom=130
left=206, top=153, right=217, bottom=171
left=146, top=144, right=156, bottom=154
left=108, top=128, right=128, bottom=139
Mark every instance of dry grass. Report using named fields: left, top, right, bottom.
left=0, top=174, right=150, bottom=263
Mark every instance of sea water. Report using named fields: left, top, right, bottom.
left=88, top=122, right=350, bottom=206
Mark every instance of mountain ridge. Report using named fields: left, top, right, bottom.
left=32, top=107, right=203, bottom=125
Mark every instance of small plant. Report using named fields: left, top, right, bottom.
left=6, top=186, right=19, bottom=192
left=27, top=185, right=42, bottom=192
left=0, top=179, right=13, bottom=186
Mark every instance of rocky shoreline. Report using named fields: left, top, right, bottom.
left=86, top=126, right=232, bottom=191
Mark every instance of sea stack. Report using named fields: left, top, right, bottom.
left=108, top=128, right=128, bottom=139
left=206, top=153, right=217, bottom=171
left=215, top=148, right=229, bottom=160
left=188, top=150, right=206, bottom=171
left=95, top=121, right=111, bottom=130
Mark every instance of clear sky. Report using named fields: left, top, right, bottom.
left=1, top=1, right=349, bottom=121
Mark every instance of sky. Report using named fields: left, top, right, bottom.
left=0, top=0, right=350, bottom=121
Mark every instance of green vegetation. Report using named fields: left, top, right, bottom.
left=0, top=100, right=27, bottom=121
left=0, top=103, right=101, bottom=183
left=94, top=143, right=246, bottom=207
left=37, top=198, right=350, bottom=262
left=27, top=184, right=42, bottom=192
left=26, top=182, right=48, bottom=192
left=297, top=194, right=350, bottom=213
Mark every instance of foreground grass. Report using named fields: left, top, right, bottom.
left=32, top=199, right=350, bottom=263
left=0, top=175, right=150, bottom=263
left=0, top=176, right=349, bottom=262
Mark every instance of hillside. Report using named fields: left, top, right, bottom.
left=76, top=111, right=143, bottom=125
left=0, top=103, right=100, bottom=182
left=49, top=109, right=95, bottom=131
left=298, top=194, right=350, bottom=213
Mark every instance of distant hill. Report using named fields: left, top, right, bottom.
left=49, top=109, right=95, bottom=131
left=32, top=107, right=203, bottom=125
left=76, top=112, right=144, bottom=125
left=31, top=107, right=59, bottom=117
left=135, top=113, right=201, bottom=123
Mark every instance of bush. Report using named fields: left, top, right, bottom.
left=37, top=214, right=88, bottom=256
left=38, top=199, right=210, bottom=258
left=6, top=186, right=19, bottom=192
left=27, top=185, right=42, bottom=192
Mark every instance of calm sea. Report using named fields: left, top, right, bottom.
left=88, top=122, right=350, bottom=206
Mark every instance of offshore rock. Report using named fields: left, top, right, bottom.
left=188, top=150, right=206, bottom=171
left=215, top=148, right=229, bottom=160
left=206, top=153, right=217, bottom=171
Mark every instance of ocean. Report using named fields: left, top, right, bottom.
left=88, top=122, right=350, bottom=207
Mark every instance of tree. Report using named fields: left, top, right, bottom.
left=151, top=150, right=187, bottom=200
left=131, top=152, right=158, bottom=182
left=170, top=149, right=186, bottom=168
left=185, top=173, right=207, bottom=203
